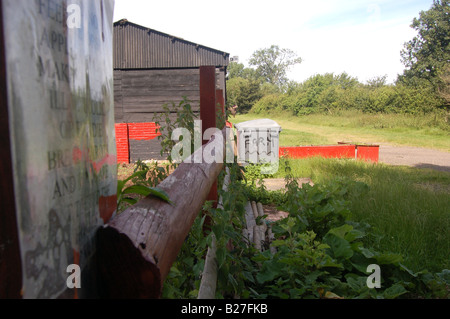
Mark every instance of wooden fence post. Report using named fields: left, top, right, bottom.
left=96, top=129, right=227, bottom=298
left=200, top=66, right=218, bottom=227
left=216, top=89, right=225, bottom=128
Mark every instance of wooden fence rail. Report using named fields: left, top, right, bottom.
left=96, top=128, right=227, bottom=298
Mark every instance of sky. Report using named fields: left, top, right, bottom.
left=113, top=0, right=435, bottom=84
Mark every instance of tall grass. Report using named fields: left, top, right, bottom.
left=230, top=110, right=450, bottom=151
left=273, top=157, right=450, bottom=273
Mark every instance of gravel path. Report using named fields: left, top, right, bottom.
left=378, top=144, right=450, bottom=172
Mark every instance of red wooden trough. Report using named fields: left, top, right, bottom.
left=279, top=143, right=379, bottom=163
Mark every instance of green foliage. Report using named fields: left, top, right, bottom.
left=116, top=97, right=196, bottom=212
left=273, top=157, right=450, bottom=272
left=398, top=0, right=450, bottom=91
left=162, top=162, right=254, bottom=299
left=152, top=96, right=198, bottom=162
left=244, top=175, right=449, bottom=299
left=116, top=160, right=173, bottom=212
left=161, top=158, right=449, bottom=299
left=227, top=61, right=258, bottom=81
left=251, top=72, right=444, bottom=115
left=210, top=165, right=253, bottom=298
left=248, top=45, right=302, bottom=89
left=238, top=163, right=288, bottom=206
left=226, top=77, right=263, bottom=113
left=162, top=214, right=209, bottom=298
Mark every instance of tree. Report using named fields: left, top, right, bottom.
left=398, top=0, right=450, bottom=90
left=366, top=75, right=388, bottom=88
left=437, top=65, right=450, bottom=120
left=227, top=61, right=257, bottom=80
left=438, top=65, right=450, bottom=106
left=226, top=77, right=262, bottom=113
left=248, top=45, right=302, bottom=88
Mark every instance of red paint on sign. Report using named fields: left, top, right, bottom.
left=73, top=249, right=80, bottom=299
left=98, top=194, right=117, bottom=224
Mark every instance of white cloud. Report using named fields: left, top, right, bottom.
left=113, top=0, right=433, bottom=84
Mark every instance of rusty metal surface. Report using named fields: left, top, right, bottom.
left=114, top=19, right=229, bottom=69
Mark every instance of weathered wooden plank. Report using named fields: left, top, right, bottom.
left=96, top=129, right=226, bottom=298
left=115, top=68, right=201, bottom=123
left=268, top=224, right=277, bottom=255
left=122, top=87, right=200, bottom=95
left=121, top=82, right=200, bottom=91
left=198, top=234, right=217, bottom=299
left=121, top=112, right=185, bottom=124
left=121, top=76, right=200, bottom=86
left=253, top=225, right=261, bottom=251
left=122, top=104, right=200, bottom=114
left=122, top=94, right=199, bottom=102
left=198, top=167, right=230, bottom=299
left=257, top=202, right=267, bottom=241
left=121, top=68, right=199, bottom=77
left=244, top=201, right=256, bottom=245
left=114, top=70, right=124, bottom=120
left=121, top=71, right=199, bottom=87
left=129, top=139, right=167, bottom=162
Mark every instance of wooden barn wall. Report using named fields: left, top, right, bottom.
left=130, top=113, right=179, bottom=162
left=114, top=67, right=226, bottom=162
left=115, top=68, right=200, bottom=123
left=129, top=139, right=166, bottom=162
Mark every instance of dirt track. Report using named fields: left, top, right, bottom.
left=378, top=144, right=450, bottom=172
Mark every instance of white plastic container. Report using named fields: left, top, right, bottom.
left=234, top=119, right=281, bottom=174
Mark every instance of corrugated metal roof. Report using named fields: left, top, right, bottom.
left=114, top=19, right=230, bottom=69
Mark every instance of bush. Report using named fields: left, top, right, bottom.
left=249, top=73, right=445, bottom=115
left=226, top=77, right=262, bottom=113
left=251, top=93, right=284, bottom=114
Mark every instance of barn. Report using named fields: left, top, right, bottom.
left=113, top=19, right=230, bottom=163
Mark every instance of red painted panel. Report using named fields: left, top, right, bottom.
left=127, top=122, right=161, bottom=141
left=356, top=145, right=379, bottom=163
left=115, top=123, right=129, bottom=163
left=279, top=145, right=356, bottom=159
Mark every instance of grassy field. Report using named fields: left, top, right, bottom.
left=118, top=110, right=449, bottom=273
left=229, top=110, right=450, bottom=151
left=230, top=110, right=449, bottom=272
left=268, top=157, right=450, bottom=273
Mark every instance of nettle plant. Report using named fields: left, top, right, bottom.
left=116, top=97, right=197, bottom=213
left=153, top=97, right=198, bottom=164
left=163, top=161, right=449, bottom=299
left=242, top=165, right=449, bottom=299
left=162, top=162, right=254, bottom=298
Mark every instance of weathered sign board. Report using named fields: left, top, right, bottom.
left=1, top=0, right=116, bottom=298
